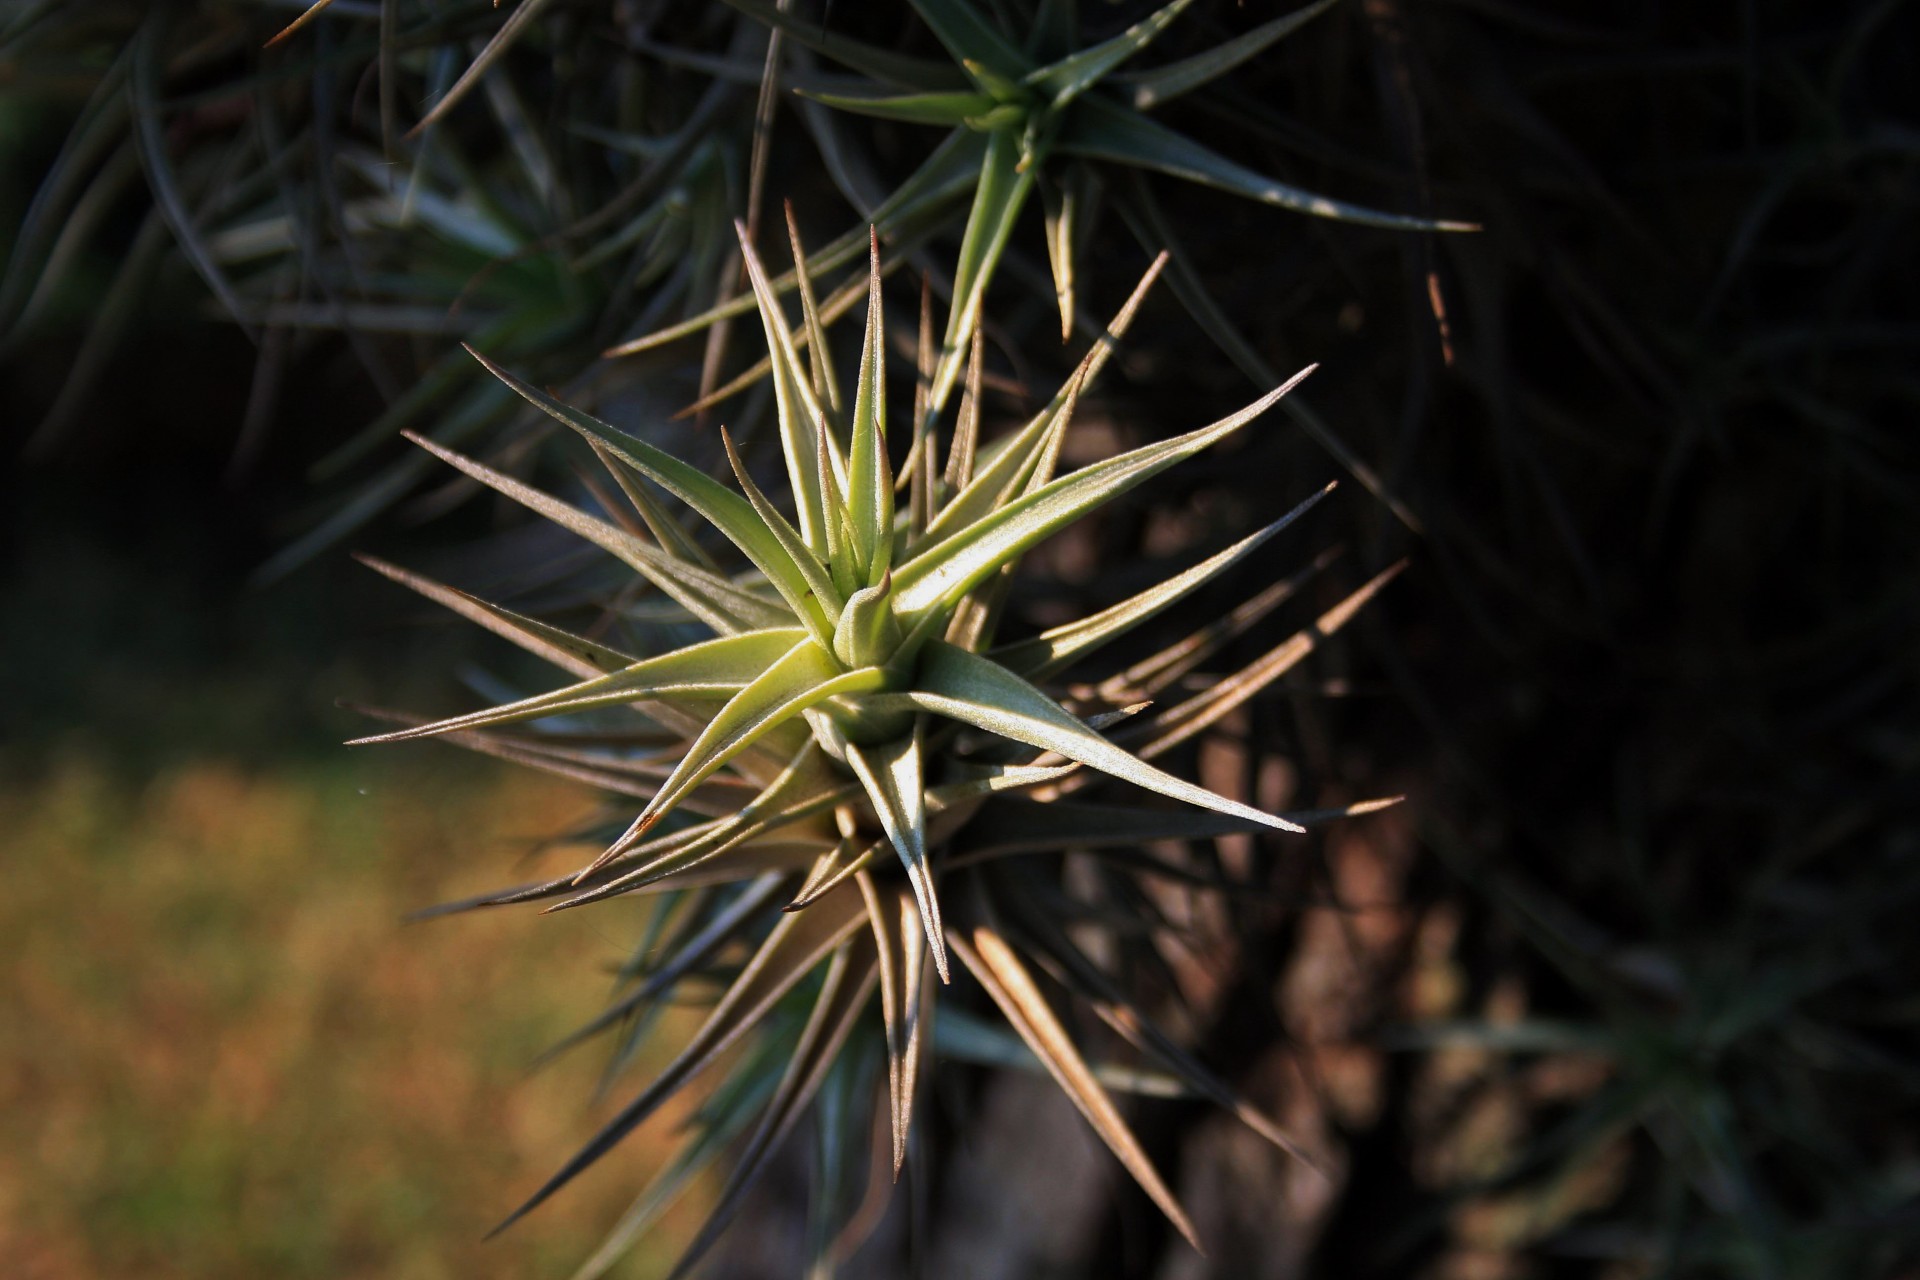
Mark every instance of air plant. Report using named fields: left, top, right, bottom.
left=355, top=224, right=1400, bottom=1273
left=616, top=0, right=1475, bottom=523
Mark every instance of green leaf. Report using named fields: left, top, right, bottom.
left=795, top=88, right=998, bottom=127
left=831, top=575, right=901, bottom=669
left=1063, top=96, right=1479, bottom=232
left=586, top=441, right=720, bottom=571
left=605, top=131, right=986, bottom=359
left=1027, top=0, right=1193, bottom=110
left=399, top=431, right=789, bottom=635
left=926, top=127, right=1040, bottom=427
left=918, top=250, right=1165, bottom=549
left=815, top=417, right=859, bottom=598
left=620, top=640, right=887, bottom=846
left=892, top=368, right=1315, bottom=622
left=1123, top=0, right=1340, bottom=110
left=347, top=629, right=806, bottom=746
left=734, top=222, right=844, bottom=555
left=885, top=641, right=1304, bottom=832
left=909, top=0, right=1033, bottom=85
left=353, top=554, right=635, bottom=682
left=992, top=482, right=1335, bottom=679
left=719, top=428, right=843, bottom=641
left=782, top=203, right=841, bottom=419
left=845, top=724, right=949, bottom=982
left=464, top=348, right=835, bottom=641
left=847, top=231, right=894, bottom=585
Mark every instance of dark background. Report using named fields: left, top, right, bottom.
left=3, top=2, right=1916, bottom=1276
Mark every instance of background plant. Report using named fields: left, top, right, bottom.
left=2, top=0, right=1916, bottom=1277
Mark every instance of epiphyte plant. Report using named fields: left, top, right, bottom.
left=618, top=0, right=1474, bottom=518
left=355, top=224, right=1402, bottom=1274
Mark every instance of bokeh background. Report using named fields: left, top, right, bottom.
left=3, top=2, right=1916, bottom=1277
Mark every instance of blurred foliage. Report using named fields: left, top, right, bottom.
left=2, top=0, right=1917, bottom=1276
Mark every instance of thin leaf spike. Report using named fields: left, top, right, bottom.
left=950, top=917, right=1201, bottom=1250
left=608, top=641, right=888, bottom=859
left=733, top=220, right=841, bottom=554
left=458, top=350, right=830, bottom=633
left=848, top=229, right=894, bottom=586
left=894, top=367, right=1316, bottom=623
left=846, top=724, right=949, bottom=983
left=346, top=629, right=809, bottom=746
left=783, top=201, right=840, bottom=417
left=1028, top=0, right=1195, bottom=110
left=718, top=427, right=843, bottom=640
left=887, top=640, right=1305, bottom=834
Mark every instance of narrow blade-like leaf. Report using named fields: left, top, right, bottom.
left=949, top=918, right=1201, bottom=1249
left=879, top=641, right=1304, bottom=832
left=848, top=230, right=893, bottom=584
left=1063, top=97, right=1478, bottom=232
left=992, top=483, right=1335, bottom=679
left=465, top=348, right=834, bottom=637
left=409, top=0, right=561, bottom=137
left=348, top=629, right=805, bottom=746
left=490, top=883, right=867, bottom=1237
left=893, top=369, right=1315, bottom=621
left=845, top=724, right=949, bottom=982
left=665, top=942, right=881, bottom=1280
left=1137, top=562, right=1406, bottom=758
left=918, top=251, right=1166, bottom=548
left=616, top=639, right=887, bottom=849
left=354, top=554, right=635, bottom=681
left=735, top=222, right=845, bottom=554
left=1027, top=0, right=1193, bottom=109
left=795, top=88, right=996, bottom=127
left=1124, top=0, right=1339, bottom=109
left=400, top=431, right=788, bottom=634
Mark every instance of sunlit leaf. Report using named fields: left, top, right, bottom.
left=846, top=723, right=949, bottom=981
left=950, top=914, right=1200, bottom=1249
left=879, top=641, right=1305, bottom=832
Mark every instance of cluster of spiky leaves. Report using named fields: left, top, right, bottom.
left=619, top=0, right=1474, bottom=525
left=5, top=0, right=1465, bottom=560
left=357, top=228, right=1399, bottom=1274
left=2, top=0, right=776, bottom=567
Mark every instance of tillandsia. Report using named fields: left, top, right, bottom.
left=616, top=0, right=1475, bottom=523
left=353, top=224, right=1403, bottom=1275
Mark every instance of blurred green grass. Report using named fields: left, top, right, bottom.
left=0, top=740, right=715, bottom=1279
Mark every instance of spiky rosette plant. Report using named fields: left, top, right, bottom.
left=354, top=224, right=1401, bottom=1275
